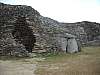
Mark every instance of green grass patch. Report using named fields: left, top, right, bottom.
left=35, top=47, right=100, bottom=75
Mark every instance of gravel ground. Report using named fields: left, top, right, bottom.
left=0, top=60, right=36, bottom=75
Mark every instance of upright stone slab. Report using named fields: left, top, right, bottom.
left=60, top=37, right=68, bottom=52
left=66, top=33, right=79, bottom=53
left=67, top=38, right=78, bottom=53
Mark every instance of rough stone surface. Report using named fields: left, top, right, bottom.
left=0, top=3, right=100, bottom=55
left=12, top=16, right=36, bottom=53
left=67, top=38, right=78, bottom=53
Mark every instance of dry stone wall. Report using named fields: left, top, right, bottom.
left=0, top=2, right=100, bottom=56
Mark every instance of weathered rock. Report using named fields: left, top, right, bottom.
left=54, top=33, right=79, bottom=53
left=67, top=38, right=78, bottom=53
left=0, top=2, right=100, bottom=56
left=0, top=32, right=29, bottom=57
left=65, top=33, right=78, bottom=53
left=60, top=37, right=68, bottom=52
left=0, top=17, right=29, bottom=57
left=12, top=16, right=36, bottom=53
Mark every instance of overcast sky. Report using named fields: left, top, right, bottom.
left=0, top=0, right=100, bottom=23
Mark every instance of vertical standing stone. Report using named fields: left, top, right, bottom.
left=60, top=37, right=68, bottom=52
left=67, top=38, right=78, bottom=53
left=66, top=33, right=79, bottom=53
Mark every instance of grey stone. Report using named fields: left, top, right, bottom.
left=60, top=38, right=68, bottom=52
left=0, top=2, right=100, bottom=56
left=67, top=38, right=78, bottom=53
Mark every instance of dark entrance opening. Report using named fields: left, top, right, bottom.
left=65, top=38, right=70, bottom=53
left=12, top=16, right=36, bottom=53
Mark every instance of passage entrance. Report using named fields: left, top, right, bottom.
left=12, top=16, right=36, bottom=53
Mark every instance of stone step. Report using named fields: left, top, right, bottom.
left=34, top=47, right=44, bottom=50
left=34, top=48, right=43, bottom=50
left=33, top=43, right=45, bottom=51
left=32, top=50, right=47, bottom=53
left=34, top=47, right=43, bottom=48
left=34, top=46, right=43, bottom=49
left=34, top=49, right=43, bottom=50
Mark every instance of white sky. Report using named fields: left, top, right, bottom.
left=0, top=0, right=100, bottom=23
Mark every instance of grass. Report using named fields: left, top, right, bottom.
left=0, top=54, right=38, bottom=64
left=35, top=47, right=100, bottom=75
left=0, top=47, right=100, bottom=75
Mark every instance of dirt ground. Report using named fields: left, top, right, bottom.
left=0, top=59, right=37, bottom=75
left=0, top=47, right=100, bottom=75
left=35, top=47, right=100, bottom=75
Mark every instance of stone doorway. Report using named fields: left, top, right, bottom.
left=60, top=36, right=79, bottom=53
left=12, top=16, right=36, bottom=53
